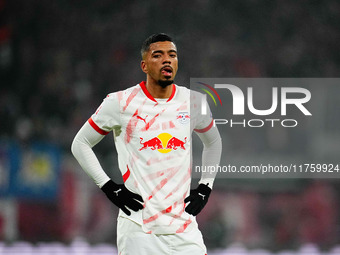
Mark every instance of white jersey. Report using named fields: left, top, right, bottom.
left=89, top=81, right=213, bottom=234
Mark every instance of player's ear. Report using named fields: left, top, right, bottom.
left=141, top=60, right=148, bottom=74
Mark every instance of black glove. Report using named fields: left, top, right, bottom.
left=184, top=183, right=211, bottom=216
left=101, top=180, right=144, bottom=216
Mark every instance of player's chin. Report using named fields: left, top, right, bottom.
left=158, top=78, right=173, bottom=88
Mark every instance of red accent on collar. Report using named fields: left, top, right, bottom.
left=139, top=81, right=157, bottom=102
left=139, top=81, right=176, bottom=103
left=166, top=84, right=176, bottom=102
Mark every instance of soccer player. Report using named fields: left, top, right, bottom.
left=71, top=33, right=222, bottom=255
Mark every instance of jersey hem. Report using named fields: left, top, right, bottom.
left=118, top=209, right=197, bottom=234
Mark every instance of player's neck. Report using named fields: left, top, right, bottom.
left=145, top=79, right=173, bottom=99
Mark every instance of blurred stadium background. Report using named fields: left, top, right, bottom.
left=1, top=0, right=340, bottom=254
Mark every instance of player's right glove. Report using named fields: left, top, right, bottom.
left=101, top=180, right=144, bottom=216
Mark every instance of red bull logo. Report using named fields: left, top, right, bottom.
left=139, top=133, right=187, bottom=153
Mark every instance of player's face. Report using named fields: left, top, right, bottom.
left=141, top=41, right=178, bottom=87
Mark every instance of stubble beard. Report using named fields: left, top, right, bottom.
left=157, top=79, right=173, bottom=88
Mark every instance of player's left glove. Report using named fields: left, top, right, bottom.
left=184, top=183, right=211, bottom=216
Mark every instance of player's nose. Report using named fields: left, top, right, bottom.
left=162, top=55, right=171, bottom=64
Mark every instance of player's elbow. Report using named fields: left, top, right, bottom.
left=71, top=137, right=77, bottom=157
left=216, top=136, right=222, bottom=149
left=207, top=135, right=222, bottom=150
left=71, top=135, right=81, bottom=158
left=203, top=129, right=222, bottom=148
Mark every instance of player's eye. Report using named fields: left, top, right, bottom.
left=170, top=54, right=177, bottom=58
left=153, top=54, right=161, bottom=58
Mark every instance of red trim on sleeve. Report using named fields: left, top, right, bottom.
left=139, top=81, right=176, bottom=103
left=123, top=165, right=131, bottom=183
left=194, top=119, right=214, bottom=133
left=88, top=117, right=109, bottom=135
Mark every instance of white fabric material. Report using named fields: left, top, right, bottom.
left=196, top=125, right=222, bottom=189
left=71, top=82, right=221, bottom=235
left=71, top=122, right=110, bottom=188
left=117, top=216, right=207, bottom=255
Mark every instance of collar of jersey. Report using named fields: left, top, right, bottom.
left=139, top=81, right=176, bottom=103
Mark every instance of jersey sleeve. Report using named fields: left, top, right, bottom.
left=193, top=92, right=214, bottom=133
left=89, top=93, right=121, bottom=135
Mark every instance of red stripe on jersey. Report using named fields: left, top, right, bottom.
left=176, top=101, right=188, bottom=111
left=143, top=166, right=180, bottom=209
left=88, top=117, right=109, bottom=135
left=123, top=165, right=131, bottom=183
left=139, top=81, right=176, bottom=103
left=176, top=218, right=192, bottom=233
left=143, top=205, right=172, bottom=224
left=123, top=86, right=140, bottom=112
left=169, top=120, right=176, bottom=128
left=165, top=167, right=191, bottom=199
left=141, top=108, right=165, bottom=131
left=125, top=108, right=140, bottom=144
left=169, top=192, right=188, bottom=225
left=194, top=119, right=214, bottom=133
left=124, top=99, right=148, bottom=144
left=146, top=155, right=174, bottom=166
